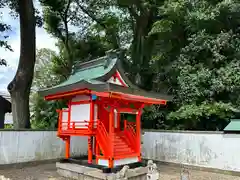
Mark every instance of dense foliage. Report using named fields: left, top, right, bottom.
left=29, top=0, right=240, bottom=130
left=149, top=0, right=240, bottom=130
left=0, top=2, right=12, bottom=66
left=31, top=38, right=113, bottom=129
left=30, top=48, right=64, bottom=129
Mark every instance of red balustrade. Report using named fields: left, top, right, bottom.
left=56, top=109, right=97, bottom=136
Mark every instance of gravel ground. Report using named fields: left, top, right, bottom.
left=0, top=163, right=240, bottom=180
left=0, top=164, right=64, bottom=180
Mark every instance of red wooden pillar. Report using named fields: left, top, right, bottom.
left=117, top=112, right=121, bottom=131
left=95, top=139, right=100, bottom=163
left=124, top=119, right=127, bottom=130
left=136, top=108, right=142, bottom=161
left=94, top=136, right=97, bottom=156
left=57, top=110, right=62, bottom=135
left=108, top=107, right=114, bottom=168
left=88, top=97, right=94, bottom=163
left=67, top=101, right=71, bottom=130
left=65, top=136, right=70, bottom=159
left=88, top=137, right=93, bottom=163
left=65, top=100, right=72, bottom=159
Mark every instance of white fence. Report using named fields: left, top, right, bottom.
left=1, top=130, right=240, bottom=173
left=0, top=131, right=88, bottom=164
left=142, top=131, right=240, bottom=172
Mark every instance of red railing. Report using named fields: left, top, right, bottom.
left=59, top=120, right=97, bottom=130
left=96, top=120, right=136, bottom=160
left=122, top=120, right=137, bottom=152
left=60, top=121, right=96, bottom=129
left=57, top=108, right=139, bottom=161
left=96, top=120, right=111, bottom=156
left=125, top=121, right=136, bottom=134
left=57, top=109, right=97, bottom=135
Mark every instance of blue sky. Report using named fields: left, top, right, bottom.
left=0, top=1, right=58, bottom=93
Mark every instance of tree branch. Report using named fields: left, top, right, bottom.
left=58, top=0, right=73, bottom=74
left=75, top=0, right=107, bottom=29
left=64, top=0, right=72, bottom=19
left=128, top=6, right=138, bottom=19
left=75, top=0, right=120, bottom=48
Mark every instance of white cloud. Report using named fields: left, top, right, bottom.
left=36, top=27, right=58, bottom=51
left=0, top=3, right=58, bottom=93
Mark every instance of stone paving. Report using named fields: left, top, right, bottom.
left=0, top=163, right=240, bottom=180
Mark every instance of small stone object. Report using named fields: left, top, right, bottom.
left=180, top=168, right=190, bottom=180
left=147, top=160, right=154, bottom=174
left=147, top=160, right=159, bottom=180
left=116, top=165, right=129, bottom=180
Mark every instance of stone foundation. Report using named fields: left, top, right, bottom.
left=56, top=162, right=147, bottom=180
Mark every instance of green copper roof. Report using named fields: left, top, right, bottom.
left=38, top=50, right=173, bottom=101
left=53, top=56, right=117, bottom=88
left=224, top=119, right=240, bottom=131
left=39, top=51, right=119, bottom=96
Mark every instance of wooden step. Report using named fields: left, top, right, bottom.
left=114, top=150, right=134, bottom=154
left=114, top=144, right=129, bottom=148
left=113, top=141, right=127, bottom=145
left=113, top=140, right=127, bottom=144
left=114, top=145, right=133, bottom=152
left=114, top=146, right=132, bottom=150
left=114, top=151, right=135, bottom=156
left=114, top=142, right=130, bottom=147
left=114, top=149, right=134, bottom=153
left=114, top=152, right=139, bottom=159
left=95, top=131, right=136, bottom=158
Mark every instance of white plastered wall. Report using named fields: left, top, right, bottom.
left=61, top=108, right=68, bottom=130
left=107, top=76, right=123, bottom=86
left=66, top=95, right=98, bottom=129
left=97, top=157, right=139, bottom=167
left=114, top=157, right=138, bottom=166
left=70, top=95, right=91, bottom=129
left=107, top=70, right=128, bottom=87
left=97, top=159, right=109, bottom=167
left=70, top=104, right=90, bottom=128
left=94, top=104, right=98, bottom=128
left=0, top=131, right=88, bottom=164
left=114, top=109, right=118, bottom=128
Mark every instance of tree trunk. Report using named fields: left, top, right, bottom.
left=130, top=8, right=157, bottom=90
left=7, top=0, right=36, bottom=129
left=131, top=18, right=151, bottom=89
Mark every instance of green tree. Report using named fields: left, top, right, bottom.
left=31, top=48, right=65, bottom=129
left=33, top=48, right=60, bottom=89
left=40, top=0, right=127, bottom=77
left=150, top=0, right=240, bottom=130
left=6, top=0, right=37, bottom=129
left=0, top=2, right=13, bottom=66
left=72, top=0, right=168, bottom=90
left=31, top=33, right=113, bottom=129
left=39, top=0, right=172, bottom=129
left=40, top=0, right=76, bottom=77
left=116, top=0, right=166, bottom=89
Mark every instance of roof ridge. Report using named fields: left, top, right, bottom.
left=73, top=49, right=121, bottom=72
left=73, top=56, right=107, bottom=73
left=77, top=56, right=106, bottom=66
left=75, top=62, right=104, bottom=72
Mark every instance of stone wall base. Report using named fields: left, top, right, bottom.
left=56, top=162, right=147, bottom=180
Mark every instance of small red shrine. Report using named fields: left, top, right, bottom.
left=39, top=50, right=171, bottom=168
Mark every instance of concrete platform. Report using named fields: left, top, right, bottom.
left=56, top=162, right=147, bottom=180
